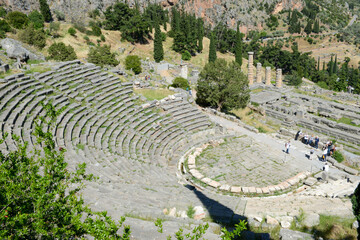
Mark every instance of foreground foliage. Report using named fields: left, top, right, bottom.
left=197, top=59, right=249, bottom=112
left=88, top=45, right=119, bottom=67
left=0, top=103, right=130, bottom=238
left=352, top=183, right=360, bottom=239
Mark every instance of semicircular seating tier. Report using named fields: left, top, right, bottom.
left=0, top=60, right=234, bottom=218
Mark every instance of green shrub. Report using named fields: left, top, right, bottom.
left=333, top=151, right=344, bottom=163
left=74, top=23, right=86, bottom=33
left=186, top=205, right=195, bottom=218
left=160, top=32, right=166, bottom=41
left=28, top=10, right=44, bottom=29
left=181, top=50, right=191, bottom=61
left=0, top=20, right=11, bottom=33
left=88, top=45, right=119, bottom=67
left=89, top=9, right=100, bottom=19
left=18, top=24, right=46, bottom=49
left=54, top=10, right=65, bottom=21
left=68, top=27, right=76, bottom=36
left=0, top=7, right=7, bottom=18
left=285, top=72, right=302, bottom=86
left=6, top=11, right=28, bottom=29
left=100, top=34, right=105, bottom=42
left=0, top=31, right=6, bottom=39
left=48, top=42, right=77, bottom=61
left=171, top=77, right=189, bottom=90
left=125, top=55, right=142, bottom=74
left=49, top=22, right=60, bottom=37
left=39, top=0, right=53, bottom=22
left=91, top=24, right=102, bottom=37
left=317, top=81, right=329, bottom=89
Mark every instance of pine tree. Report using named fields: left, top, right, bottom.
left=208, top=32, right=217, bottom=63
left=235, top=24, right=242, bottom=67
left=153, top=19, right=164, bottom=63
left=197, top=18, right=204, bottom=53
left=39, top=0, right=53, bottom=22
left=304, top=20, right=312, bottom=35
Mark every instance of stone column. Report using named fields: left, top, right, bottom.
left=276, top=68, right=282, bottom=88
left=180, top=64, right=188, bottom=79
left=256, top=62, right=262, bottom=83
left=248, top=52, right=254, bottom=85
left=265, top=67, right=271, bottom=85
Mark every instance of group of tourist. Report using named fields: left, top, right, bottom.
left=295, top=130, right=319, bottom=149
left=144, top=75, right=151, bottom=81
left=295, top=130, right=336, bottom=162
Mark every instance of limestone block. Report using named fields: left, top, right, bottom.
left=242, top=187, right=249, bottom=193
left=188, top=155, right=196, bottom=165
left=268, top=186, right=276, bottom=192
left=304, top=177, right=317, bottom=186
left=256, top=188, right=263, bottom=194
left=194, top=206, right=205, bottom=220
left=261, top=187, right=270, bottom=194
left=201, top=177, right=212, bottom=184
left=248, top=187, right=256, bottom=193
left=266, top=215, right=279, bottom=225
left=303, top=213, right=320, bottom=228
left=169, top=207, right=176, bottom=217
left=220, top=184, right=231, bottom=191
left=279, top=229, right=314, bottom=240
left=188, top=164, right=195, bottom=169
left=281, top=221, right=291, bottom=228
left=230, top=186, right=242, bottom=193
left=189, top=169, right=204, bottom=179
left=208, top=180, right=221, bottom=188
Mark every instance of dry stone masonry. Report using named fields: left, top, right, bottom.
left=247, top=52, right=254, bottom=85
left=256, top=62, right=262, bottom=83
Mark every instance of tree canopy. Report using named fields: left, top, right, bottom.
left=39, top=0, right=53, bottom=22
left=48, top=42, right=77, bottom=61
left=88, top=45, right=119, bottom=67
left=0, top=103, right=130, bottom=238
left=196, top=59, right=250, bottom=112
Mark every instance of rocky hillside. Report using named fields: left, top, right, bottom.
left=0, top=0, right=304, bottom=30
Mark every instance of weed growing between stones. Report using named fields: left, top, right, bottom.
left=187, top=205, right=196, bottom=218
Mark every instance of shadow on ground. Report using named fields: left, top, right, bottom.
left=185, top=184, right=271, bottom=239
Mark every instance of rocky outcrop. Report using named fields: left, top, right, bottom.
left=0, top=38, right=45, bottom=61
left=0, top=0, right=304, bottom=29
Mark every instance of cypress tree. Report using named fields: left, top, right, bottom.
left=197, top=18, right=204, bottom=53
left=317, top=57, right=320, bottom=71
left=39, top=0, right=53, bottom=22
left=208, top=32, right=217, bottom=63
left=328, top=55, right=333, bottom=75
left=304, top=20, right=312, bottom=35
left=235, top=24, right=242, bottom=67
left=333, top=55, right=338, bottom=74
left=322, top=61, right=325, bottom=71
left=313, top=19, right=320, bottom=33
left=153, top=19, right=164, bottom=63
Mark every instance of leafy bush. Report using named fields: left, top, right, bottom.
left=74, top=23, right=86, bottom=33
left=317, top=81, right=329, bottom=89
left=83, top=35, right=90, bottom=42
left=171, top=77, right=189, bottom=90
left=28, top=10, right=44, bottom=29
left=18, top=24, right=46, bottom=49
left=54, top=10, right=65, bottom=21
left=100, top=34, right=105, bottom=42
left=125, top=55, right=142, bottom=74
left=89, top=9, right=100, bottom=19
left=49, top=22, right=60, bottom=37
left=0, top=7, right=7, bottom=18
left=186, top=205, right=195, bottom=218
left=285, top=72, right=302, bottom=86
left=91, top=23, right=102, bottom=36
left=181, top=50, right=191, bottom=61
left=6, top=11, right=28, bottom=29
left=0, top=20, right=11, bottom=33
left=48, top=42, right=77, bottom=61
left=88, top=45, right=119, bottom=67
left=333, top=151, right=344, bottom=163
left=68, top=27, right=76, bottom=36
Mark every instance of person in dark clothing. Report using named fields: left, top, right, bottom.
left=295, top=130, right=302, bottom=140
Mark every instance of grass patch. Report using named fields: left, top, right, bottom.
left=231, top=107, right=275, bottom=133
left=312, top=215, right=356, bottom=240
left=76, top=143, right=85, bottom=150
left=25, top=65, right=51, bottom=74
left=186, top=205, right=195, bottom=219
left=134, top=88, right=174, bottom=101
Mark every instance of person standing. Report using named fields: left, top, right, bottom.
left=314, top=136, right=319, bottom=149
left=285, top=141, right=291, bottom=154
left=295, top=130, right=302, bottom=140
left=322, top=148, right=328, bottom=162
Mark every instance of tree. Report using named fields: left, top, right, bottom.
left=120, top=13, right=150, bottom=44
left=196, top=59, right=250, bottom=111
left=18, top=24, right=46, bottom=49
left=235, top=25, right=243, bottom=67
left=313, top=19, right=320, bottom=33
left=208, top=33, right=217, bottom=63
left=28, top=10, right=44, bottom=29
left=352, top=183, right=360, bottom=239
left=197, top=18, right=204, bottom=53
left=48, top=42, right=77, bottom=61
left=6, top=11, right=28, bottom=29
left=68, top=27, right=76, bottom=36
left=125, top=55, right=142, bottom=74
left=0, top=103, right=131, bottom=238
left=171, top=77, right=189, bottom=90
left=285, top=71, right=302, bottom=86
left=88, top=45, right=119, bottom=67
left=104, top=2, right=132, bottom=30
left=304, top=20, right=313, bottom=35
left=39, top=0, right=53, bottom=22
left=153, top=19, right=164, bottom=63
